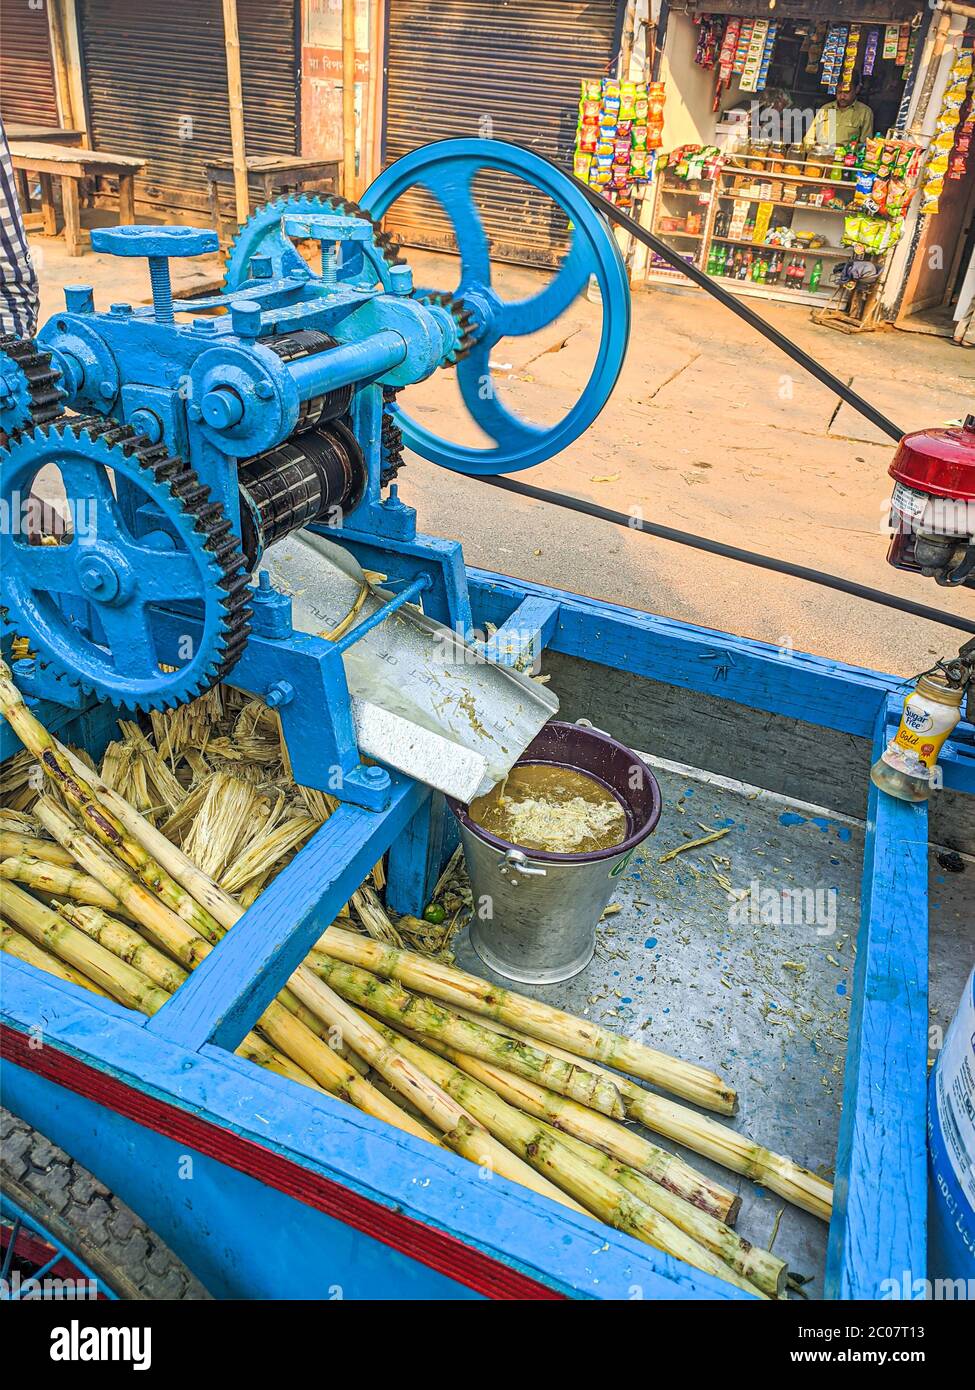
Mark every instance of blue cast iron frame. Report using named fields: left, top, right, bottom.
left=2, top=568, right=973, bottom=1300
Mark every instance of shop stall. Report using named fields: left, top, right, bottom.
left=645, top=3, right=933, bottom=309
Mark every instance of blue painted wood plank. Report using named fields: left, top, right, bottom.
left=825, top=696, right=929, bottom=1299
left=481, top=595, right=561, bottom=669
left=468, top=569, right=895, bottom=738
left=385, top=789, right=457, bottom=917
left=2, top=965, right=748, bottom=1300
left=146, top=774, right=428, bottom=1053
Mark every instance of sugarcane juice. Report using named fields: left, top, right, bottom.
left=468, top=763, right=627, bottom=854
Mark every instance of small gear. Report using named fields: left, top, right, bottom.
left=380, top=385, right=405, bottom=487
left=222, top=193, right=405, bottom=294
left=416, top=291, right=476, bottom=364
left=0, top=334, right=64, bottom=436
left=0, top=417, right=250, bottom=710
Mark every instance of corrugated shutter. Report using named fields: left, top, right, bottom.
left=383, top=0, right=620, bottom=267
left=0, top=0, right=59, bottom=127
left=79, top=0, right=297, bottom=223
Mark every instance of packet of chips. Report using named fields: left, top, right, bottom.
left=631, top=123, right=648, bottom=149
left=574, top=152, right=592, bottom=181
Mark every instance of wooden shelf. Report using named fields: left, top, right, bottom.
left=717, top=193, right=853, bottom=213
left=723, top=163, right=858, bottom=185
left=711, top=236, right=849, bottom=257
left=653, top=228, right=704, bottom=239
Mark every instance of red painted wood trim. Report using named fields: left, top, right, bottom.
left=0, top=1026, right=564, bottom=1301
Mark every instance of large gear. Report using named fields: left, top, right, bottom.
left=0, top=334, right=64, bottom=437
left=0, top=417, right=250, bottom=710
left=222, top=192, right=404, bottom=294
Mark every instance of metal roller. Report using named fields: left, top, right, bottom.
left=237, top=420, right=367, bottom=569
left=265, top=330, right=355, bottom=434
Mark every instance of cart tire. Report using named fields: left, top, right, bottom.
left=1, top=1107, right=211, bottom=1299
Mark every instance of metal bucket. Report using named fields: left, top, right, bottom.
left=448, top=720, right=662, bottom=984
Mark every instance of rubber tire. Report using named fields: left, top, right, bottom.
left=0, top=1107, right=211, bottom=1299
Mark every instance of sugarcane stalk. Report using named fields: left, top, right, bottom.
left=32, top=798, right=438, bottom=1144
left=386, top=1024, right=740, bottom=1225
left=317, top=924, right=737, bottom=1115
left=1, top=852, right=134, bottom=918
left=3, top=892, right=321, bottom=1088
left=284, top=964, right=580, bottom=1212
left=1, top=918, right=112, bottom=996
left=368, top=1014, right=763, bottom=1297
left=56, top=903, right=192, bottom=995
left=34, top=797, right=214, bottom=968
left=305, top=949, right=625, bottom=1118
left=3, top=880, right=180, bottom=1015
left=534, top=1121, right=785, bottom=1297
left=0, top=665, right=228, bottom=945
left=450, top=1006, right=832, bottom=1223
left=58, top=738, right=242, bottom=932
left=0, top=831, right=75, bottom=867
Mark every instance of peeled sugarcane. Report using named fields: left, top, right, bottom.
left=0, top=831, right=75, bottom=867
left=32, top=796, right=437, bottom=1144
left=1, top=689, right=577, bottom=1208
left=364, top=1014, right=764, bottom=1298
left=1, top=918, right=112, bottom=996
left=532, top=1121, right=786, bottom=1297
left=1, top=888, right=318, bottom=1088
left=316, top=924, right=737, bottom=1115
left=390, top=1026, right=741, bottom=1225
left=283, top=964, right=586, bottom=1215
left=305, top=949, right=626, bottom=1118
left=1, top=852, right=134, bottom=918
left=57, top=903, right=192, bottom=995
left=4, top=880, right=196, bottom=1016
left=449, top=1006, right=832, bottom=1223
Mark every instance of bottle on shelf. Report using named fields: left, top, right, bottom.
left=809, top=257, right=824, bottom=292
left=740, top=251, right=752, bottom=281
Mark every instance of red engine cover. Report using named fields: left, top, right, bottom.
left=889, top=415, right=975, bottom=500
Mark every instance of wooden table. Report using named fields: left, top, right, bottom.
left=9, top=142, right=144, bottom=256
left=5, top=125, right=85, bottom=144
left=203, top=155, right=342, bottom=245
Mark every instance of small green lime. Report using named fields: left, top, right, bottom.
left=423, top=903, right=446, bottom=924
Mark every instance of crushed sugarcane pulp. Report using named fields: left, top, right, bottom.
left=469, top=763, right=627, bottom=853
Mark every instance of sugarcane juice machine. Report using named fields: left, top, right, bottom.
left=0, top=141, right=632, bottom=913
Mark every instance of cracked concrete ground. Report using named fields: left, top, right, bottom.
left=32, top=231, right=975, bottom=676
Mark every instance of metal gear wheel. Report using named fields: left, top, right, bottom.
left=0, top=417, right=250, bottom=710
left=222, top=192, right=404, bottom=294
left=0, top=334, right=64, bottom=437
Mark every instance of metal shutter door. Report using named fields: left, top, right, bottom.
left=0, top=0, right=59, bottom=127
left=79, top=0, right=297, bottom=223
left=383, top=0, right=620, bottom=267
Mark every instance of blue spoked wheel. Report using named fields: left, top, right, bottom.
left=360, top=139, right=631, bottom=475
left=0, top=419, right=250, bottom=710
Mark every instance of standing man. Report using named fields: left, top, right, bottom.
left=803, top=81, right=874, bottom=147
left=0, top=120, right=40, bottom=339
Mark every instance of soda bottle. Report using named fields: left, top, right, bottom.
left=757, top=255, right=768, bottom=284
left=809, top=258, right=823, bottom=291
left=768, top=253, right=780, bottom=286
left=740, top=251, right=752, bottom=281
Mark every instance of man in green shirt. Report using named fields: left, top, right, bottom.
left=803, top=82, right=874, bottom=147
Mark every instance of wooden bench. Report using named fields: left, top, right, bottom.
left=9, top=141, right=145, bottom=256
left=203, top=155, right=342, bottom=246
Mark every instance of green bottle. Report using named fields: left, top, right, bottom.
left=809, top=258, right=823, bottom=291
